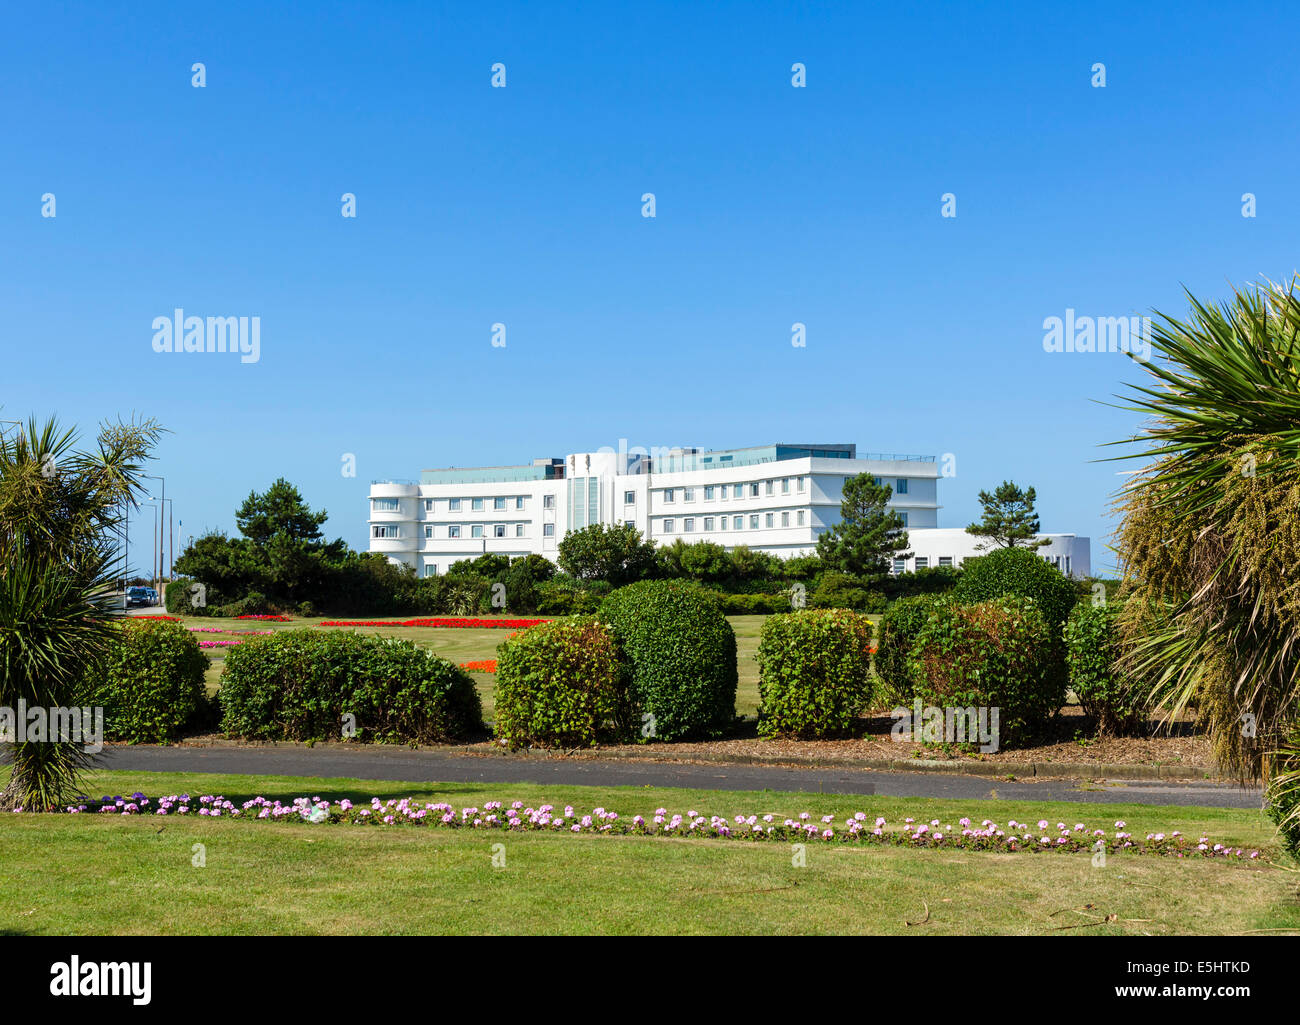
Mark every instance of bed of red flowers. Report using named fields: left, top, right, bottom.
left=459, top=659, right=498, bottom=673
left=133, top=615, right=179, bottom=621
left=235, top=614, right=292, bottom=622
left=320, top=617, right=549, bottom=629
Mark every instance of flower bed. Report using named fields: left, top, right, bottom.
left=42, top=793, right=1261, bottom=859
left=198, top=640, right=244, bottom=648
left=235, top=614, right=291, bottom=622
left=460, top=660, right=498, bottom=673
left=134, top=615, right=179, bottom=621
left=320, top=617, right=549, bottom=629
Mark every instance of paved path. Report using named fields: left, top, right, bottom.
left=92, top=745, right=1265, bottom=809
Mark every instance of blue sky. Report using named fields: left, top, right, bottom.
left=4, top=1, right=1297, bottom=577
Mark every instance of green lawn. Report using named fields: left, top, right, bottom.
left=166, top=612, right=778, bottom=721
left=1, top=768, right=1295, bottom=935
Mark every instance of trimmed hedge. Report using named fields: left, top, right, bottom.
left=598, top=580, right=738, bottom=741
left=88, top=620, right=210, bottom=743
left=909, top=595, right=1065, bottom=747
left=953, top=546, right=1077, bottom=631
left=1064, top=601, right=1144, bottom=734
left=493, top=616, right=628, bottom=748
left=756, top=609, right=874, bottom=738
left=219, top=629, right=483, bottom=743
left=874, top=594, right=944, bottom=704
left=808, top=572, right=887, bottom=613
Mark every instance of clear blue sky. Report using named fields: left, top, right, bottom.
left=4, top=1, right=1296, bottom=577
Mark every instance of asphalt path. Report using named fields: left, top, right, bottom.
left=88, top=744, right=1265, bottom=809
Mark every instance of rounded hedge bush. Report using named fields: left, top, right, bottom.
left=874, top=594, right=945, bottom=704
left=908, top=595, right=1065, bottom=747
left=598, top=580, right=737, bottom=741
left=493, top=616, right=628, bottom=748
left=953, top=546, right=1078, bottom=631
left=88, top=619, right=210, bottom=743
left=219, top=629, right=483, bottom=743
left=756, top=609, right=874, bottom=738
left=1064, top=601, right=1144, bottom=734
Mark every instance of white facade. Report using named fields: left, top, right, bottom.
left=368, top=442, right=1090, bottom=579
left=898, top=527, right=1091, bottom=579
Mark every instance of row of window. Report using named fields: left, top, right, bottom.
left=372, top=523, right=558, bottom=540
left=659, top=510, right=808, bottom=533
left=887, top=552, right=1069, bottom=574
left=657, top=477, right=807, bottom=504
left=372, top=495, right=558, bottom=514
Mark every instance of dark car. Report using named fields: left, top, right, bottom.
left=126, top=586, right=152, bottom=608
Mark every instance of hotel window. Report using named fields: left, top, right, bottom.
left=448, top=525, right=461, bottom=539
left=449, top=498, right=461, bottom=511
left=371, top=525, right=400, bottom=539
left=424, top=525, right=433, bottom=539
left=683, top=488, right=694, bottom=502
left=915, top=556, right=929, bottom=569
left=749, top=514, right=760, bottom=529
left=749, top=483, right=760, bottom=498
left=781, top=511, right=789, bottom=527
left=543, top=494, right=555, bottom=509
left=797, top=510, right=805, bottom=526
left=765, top=480, right=774, bottom=496
left=895, top=478, right=908, bottom=495
left=472, top=498, right=484, bottom=511
left=372, top=498, right=400, bottom=512
left=624, top=491, right=635, bottom=505
left=704, top=517, right=714, bottom=531
left=797, top=476, right=806, bottom=492
left=515, top=496, right=525, bottom=510
left=684, top=518, right=694, bottom=532
left=425, top=565, right=437, bottom=577
left=624, top=520, right=635, bottom=528
left=719, top=516, right=728, bottom=531
left=543, top=523, right=555, bottom=537
left=765, top=513, right=774, bottom=528
left=939, top=556, right=953, bottom=568
left=424, top=499, right=433, bottom=512
left=873, top=477, right=883, bottom=487
left=733, top=484, right=744, bottom=498
left=782, top=478, right=790, bottom=494
left=493, top=497, right=506, bottom=510
left=471, top=525, right=484, bottom=538
left=664, top=488, right=675, bottom=503
left=899, top=512, right=908, bottom=526
left=733, top=515, right=743, bottom=530
left=704, top=485, right=715, bottom=500
left=1065, top=556, right=1071, bottom=575
left=515, top=524, right=524, bottom=537
left=893, top=559, right=906, bottom=574
left=663, top=519, right=674, bottom=533
left=494, top=524, right=506, bottom=538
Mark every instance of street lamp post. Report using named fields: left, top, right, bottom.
left=144, top=475, right=167, bottom=587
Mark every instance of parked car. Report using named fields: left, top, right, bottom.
left=126, top=586, right=152, bottom=608
left=146, top=587, right=158, bottom=605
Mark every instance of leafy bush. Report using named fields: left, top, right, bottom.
left=809, top=571, right=886, bottom=613
left=493, top=617, right=628, bottom=748
left=211, top=590, right=272, bottom=619
left=219, top=630, right=483, bottom=743
left=756, top=609, right=874, bottom=738
left=909, top=595, right=1066, bottom=747
left=702, top=589, right=792, bottom=615
left=880, top=565, right=962, bottom=601
left=534, top=578, right=608, bottom=615
left=598, top=580, right=738, bottom=741
left=1064, top=601, right=1144, bottom=734
left=874, top=594, right=945, bottom=705
left=88, top=620, right=210, bottom=743
left=953, top=547, right=1077, bottom=631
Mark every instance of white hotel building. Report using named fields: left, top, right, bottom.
left=368, top=442, right=1091, bottom=579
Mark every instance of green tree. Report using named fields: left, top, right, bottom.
left=965, top=481, right=1049, bottom=550
left=0, top=415, right=163, bottom=810
left=815, top=474, right=909, bottom=577
left=557, top=523, right=655, bottom=586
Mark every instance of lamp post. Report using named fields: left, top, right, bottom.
left=144, top=475, right=167, bottom=586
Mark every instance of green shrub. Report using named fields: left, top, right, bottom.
left=211, top=590, right=272, bottom=619
left=493, top=617, right=628, bottom=748
left=756, top=609, right=874, bottom=738
left=165, top=577, right=223, bottom=616
left=953, top=547, right=1077, bottom=631
left=535, top=578, right=607, bottom=616
left=598, top=580, right=738, bottom=741
left=219, top=630, right=483, bottom=743
left=874, top=594, right=944, bottom=704
left=1064, top=601, right=1144, bottom=734
left=909, top=595, right=1065, bottom=747
left=704, top=590, right=793, bottom=615
left=809, top=571, right=886, bottom=612
left=88, top=620, right=210, bottom=743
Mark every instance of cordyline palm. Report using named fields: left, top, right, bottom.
left=1110, top=279, right=1300, bottom=838
left=0, top=415, right=162, bottom=810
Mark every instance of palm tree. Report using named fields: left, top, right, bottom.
left=0, top=415, right=162, bottom=810
left=1111, top=279, right=1300, bottom=841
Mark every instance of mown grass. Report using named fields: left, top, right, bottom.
left=1, top=768, right=1295, bottom=935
